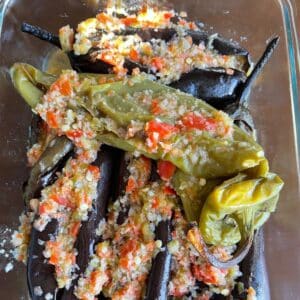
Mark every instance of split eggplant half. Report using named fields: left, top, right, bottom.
left=19, top=23, right=249, bottom=107
left=25, top=140, right=119, bottom=299
left=20, top=22, right=278, bottom=133
left=26, top=136, right=74, bottom=299
left=59, top=145, right=118, bottom=300
left=145, top=219, right=172, bottom=300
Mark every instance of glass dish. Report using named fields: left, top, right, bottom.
left=0, top=0, right=299, bottom=299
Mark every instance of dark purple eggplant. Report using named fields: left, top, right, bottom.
left=28, top=115, right=44, bottom=150
left=169, top=68, right=246, bottom=110
left=27, top=220, right=59, bottom=300
left=117, top=27, right=250, bottom=69
left=119, top=27, right=177, bottom=42
left=145, top=219, right=172, bottom=300
left=231, top=37, right=279, bottom=132
left=113, top=151, right=131, bottom=225
left=21, top=22, right=60, bottom=48
left=231, top=229, right=270, bottom=300
left=59, top=145, right=118, bottom=300
left=26, top=139, right=73, bottom=300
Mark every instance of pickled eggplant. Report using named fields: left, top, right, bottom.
left=145, top=220, right=172, bottom=300
left=59, top=145, right=117, bottom=299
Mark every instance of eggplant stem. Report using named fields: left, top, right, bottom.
left=187, top=225, right=254, bottom=269
left=239, top=36, right=279, bottom=104
left=21, top=22, right=61, bottom=48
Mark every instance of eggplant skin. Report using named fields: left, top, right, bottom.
left=26, top=142, right=74, bottom=299
left=59, top=145, right=117, bottom=300
left=110, top=150, right=130, bottom=226
left=27, top=220, right=59, bottom=300
left=231, top=230, right=270, bottom=300
left=169, top=68, right=246, bottom=110
left=145, top=219, right=172, bottom=300
left=68, top=49, right=112, bottom=74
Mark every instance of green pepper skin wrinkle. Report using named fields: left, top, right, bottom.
left=200, top=172, right=283, bottom=246
left=10, top=63, right=284, bottom=247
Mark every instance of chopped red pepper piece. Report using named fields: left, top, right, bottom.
left=157, top=160, right=176, bottom=181
left=39, top=201, right=53, bottom=215
left=96, top=12, right=112, bottom=24
left=66, top=129, right=83, bottom=139
left=164, top=185, right=177, bottom=195
left=51, top=194, right=70, bottom=207
left=152, top=197, right=159, bottom=209
left=145, top=120, right=179, bottom=151
left=121, top=16, right=137, bottom=26
left=191, top=263, right=224, bottom=285
left=49, top=252, right=59, bottom=265
left=163, top=12, right=174, bottom=20
left=120, top=239, right=138, bottom=257
left=151, top=57, right=165, bottom=70
left=129, top=48, right=140, bottom=61
left=126, top=176, right=137, bottom=193
left=46, top=111, right=59, bottom=129
left=69, top=221, right=81, bottom=237
left=50, top=77, right=72, bottom=96
left=181, top=112, right=218, bottom=132
left=151, top=99, right=163, bottom=115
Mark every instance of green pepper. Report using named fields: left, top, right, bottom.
left=10, top=63, right=265, bottom=179
left=10, top=63, right=56, bottom=108
left=199, top=172, right=283, bottom=246
left=172, top=170, right=222, bottom=222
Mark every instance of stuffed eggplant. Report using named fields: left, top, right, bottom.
left=9, top=5, right=282, bottom=300
left=10, top=62, right=283, bottom=299
left=26, top=137, right=74, bottom=299
left=20, top=7, right=280, bottom=116
left=21, top=16, right=278, bottom=136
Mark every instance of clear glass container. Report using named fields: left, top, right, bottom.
left=0, top=0, right=299, bottom=299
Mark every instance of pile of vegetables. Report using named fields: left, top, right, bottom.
left=10, top=6, right=283, bottom=300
